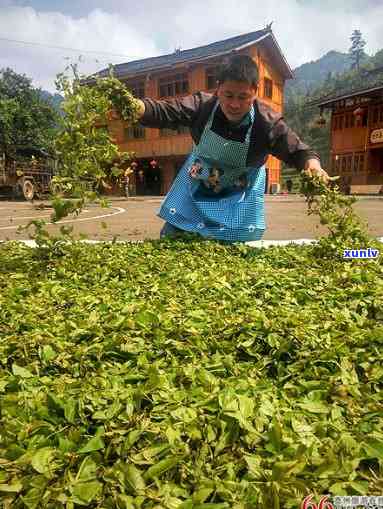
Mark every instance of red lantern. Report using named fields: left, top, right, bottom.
left=353, top=107, right=364, bottom=121
left=131, top=161, right=138, bottom=169
left=150, top=159, right=157, bottom=168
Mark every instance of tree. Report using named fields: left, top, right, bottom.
left=371, top=48, right=383, bottom=69
left=349, top=30, right=367, bottom=71
left=283, top=89, right=331, bottom=169
left=48, top=65, right=140, bottom=221
left=0, top=68, right=58, bottom=157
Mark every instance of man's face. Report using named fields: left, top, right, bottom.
left=217, top=80, right=257, bottom=123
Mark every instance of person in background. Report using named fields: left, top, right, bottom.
left=286, top=179, right=293, bottom=193
left=113, top=54, right=330, bottom=241
left=124, top=166, right=133, bottom=198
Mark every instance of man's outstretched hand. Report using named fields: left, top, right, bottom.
left=303, top=158, right=338, bottom=185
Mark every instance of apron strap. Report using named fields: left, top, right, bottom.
left=203, top=101, right=255, bottom=145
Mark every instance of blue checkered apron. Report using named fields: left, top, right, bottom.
left=158, top=102, right=266, bottom=242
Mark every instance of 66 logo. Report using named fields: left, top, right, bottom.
left=301, top=495, right=334, bottom=509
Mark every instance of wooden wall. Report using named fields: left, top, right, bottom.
left=247, top=44, right=284, bottom=187
left=331, top=110, right=368, bottom=152
left=327, top=98, right=383, bottom=190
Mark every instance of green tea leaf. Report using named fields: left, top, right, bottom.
left=77, top=436, right=105, bottom=454
left=363, top=438, right=383, bottom=460
left=71, top=480, right=103, bottom=505
left=0, top=481, right=23, bottom=492
left=31, top=447, right=56, bottom=476
left=12, top=364, right=34, bottom=378
left=76, top=456, right=98, bottom=482
left=125, top=464, right=146, bottom=493
left=143, top=457, right=181, bottom=480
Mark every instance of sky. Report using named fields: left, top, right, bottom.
left=0, top=0, right=382, bottom=92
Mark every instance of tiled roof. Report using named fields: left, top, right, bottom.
left=95, top=29, right=290, bottom=79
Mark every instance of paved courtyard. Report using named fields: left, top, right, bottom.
left=0, top=195, right=382, bottom=243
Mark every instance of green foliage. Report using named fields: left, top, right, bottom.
left=1, top=176, right=382, bottom=507
left=370, top=49, right=383, bottom=69
left=0, top=233, right=382, bottom=508
left=39, top=66, right=141, bottom=224
left=300, top=175, right=378, bottom=259
left=95, top=73, right=142, bottom=123
left=0, top=68, right=58, bottom=157
left=283, top=91, right=331, bottom=169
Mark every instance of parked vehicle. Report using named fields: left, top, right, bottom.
left=0, top=147, right=57, bottom=200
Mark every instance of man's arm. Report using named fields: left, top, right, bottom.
left=268, top=118, right=331, bottom=183
left=137, top=92, right=212, bottom=129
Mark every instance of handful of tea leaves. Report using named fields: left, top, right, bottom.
left=96, top=76, right=143, bottom=123
left=300, top=174, right=375, bottom=258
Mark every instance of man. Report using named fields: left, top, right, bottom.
left=125, top=55, right=330, bottom=241
left=123, top=166, right=133, bottom=198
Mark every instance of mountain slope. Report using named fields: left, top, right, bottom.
left=285, top=50, right=353, bottom=98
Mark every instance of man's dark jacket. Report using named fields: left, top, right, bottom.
left=140, top=92, right=320, bottom=170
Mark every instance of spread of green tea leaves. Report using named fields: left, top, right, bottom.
left=2, top=76, right=383, bottom=509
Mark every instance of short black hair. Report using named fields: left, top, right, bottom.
left=217, top=54, right=259, bottom=88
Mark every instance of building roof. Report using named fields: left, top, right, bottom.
left=311, top=68, right=383, bottom=108
left=94, top=28, right=293, bottom=80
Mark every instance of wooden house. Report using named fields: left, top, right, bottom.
left=314, top=70, right=383, bottom=194
left=96, top=28, right=293, bottom=195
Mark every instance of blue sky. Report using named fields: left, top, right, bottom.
left=1, top=0, right=382, bottom=91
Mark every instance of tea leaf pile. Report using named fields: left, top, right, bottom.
left=2, top=76, right=383, bottom=508
left=1, top=229, right=382, bottom=508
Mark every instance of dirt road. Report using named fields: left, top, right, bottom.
left=0, top=195, right=382, bottom=242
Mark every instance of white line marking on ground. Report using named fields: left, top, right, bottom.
left=0, top=209, right=91, bottom=222
left=0, top=207, right=126, bottom=230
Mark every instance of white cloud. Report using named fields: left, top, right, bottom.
left=0, top=6, right=159, bottom=91
left=0, top=1, right=382, bottom=92
left=163, top=0, right=382, bottom=67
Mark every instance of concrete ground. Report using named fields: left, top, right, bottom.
left=0, top=195, right=382, bottom=243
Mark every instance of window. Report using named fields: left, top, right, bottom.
left=158, top=73, right=189, bottom=98
left=264, top=78, right=273, bottom=99
left=353, top=153, right=365, bottom=172
left=353, top=155, right=359, bottom=173
left=124, top=81, right=145, bottom=98
left=345, top=114, right=350, bottom=129
left=359, top=154, right=365, bottom=171
left=338, top=115, right=344, bottom=130
left=341, top=157, right=347, bottom=172
left=350, top=114, right=355, bottom=128
left=205, top=65, right=220, bottom=90
left=124, top=126, right=145, bottom=140
left=380, top=106, right=383, bottom=123
left=347, top=155, right=352, bottom=171
left=159, top=125, right=189, bottom=137
left=373, top=107, right=379, bottom=124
